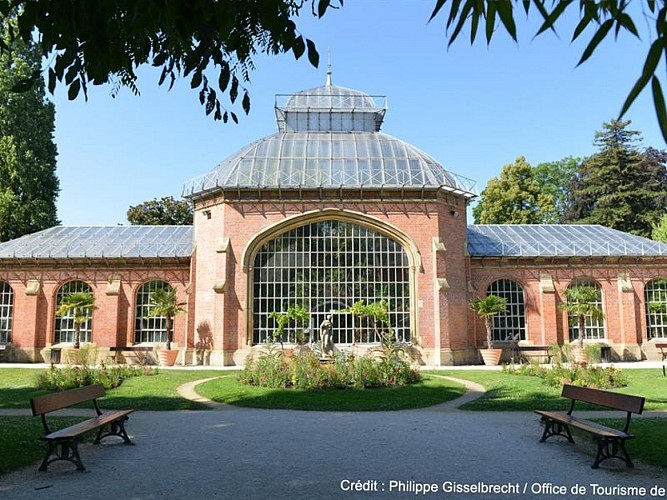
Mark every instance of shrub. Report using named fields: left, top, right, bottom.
left=240, top=344, right=421, bottom=390
left=504, top=362, right=627, bottom=389
left=36, top=364, right=157, bottom=391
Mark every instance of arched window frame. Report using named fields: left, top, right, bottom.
left=0, top=281, right=13, bottom=344
left=486, top=279, right=526, bottom=342
left=248, top=214, right=415, bottom=346
left=645, top=278, right=667, bottom=339
left=134, top=280, right=173, bottom=343
left=566, top=279, right=605, bottom=342
left=54, top=280, right=93, bottom=344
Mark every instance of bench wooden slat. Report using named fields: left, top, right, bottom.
left=42, top=410, right=134, bottom=441
left=561, top=385, right=644, bottom=414
left=535, top=410, right=630, bottom=439
left=31, top=384, right=106, bottom=416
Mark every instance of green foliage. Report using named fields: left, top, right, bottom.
left=3, top=1, right=339, bottom=121
left=36, top=364, right=157, bottom=391
left=340, top=299, right=394, bottom=345
left=55, top=292, right=97, bottom=349
left=505, top=362, right=628, bottom=390
left=0, top=15, right=59, bottom=242
left=559, top=284, right=604, bottom=347
left=533, top=157, right=581, bottom=223
left=127, top=196, right=194, bottom=225
left=472, top=157, right=555, bottom=224
left=564, top=120, right=667, bottom=236
left=429, top=1, right=667, bottom=142
left=148, top=287, right=185, bottom=350
left=652, top=213, right=667, bottom=242
left=240, top=347, right=420, bottom=390
left=469, top=294, right=507, bottom=347
left=268, top=303, right=310, bottom=344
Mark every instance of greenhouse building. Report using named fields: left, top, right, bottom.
left=1, top=75, right=667, bottom=365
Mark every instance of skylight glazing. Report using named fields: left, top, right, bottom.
left=467, top=225, right=667, bottom=257
left=183, top=83, right=476, bottom=198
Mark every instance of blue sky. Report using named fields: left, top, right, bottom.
left=51, top=1, right=664, bottom=226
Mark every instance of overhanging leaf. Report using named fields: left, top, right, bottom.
left=619, top=37, right=664, bottom=118
left=577, top=19, right=613, bottom=66
left=651, top=76, right=667, bottom=142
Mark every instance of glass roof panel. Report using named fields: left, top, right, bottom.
left=467, top=225, right=667, bottom=257
left=0, top=226, right=193, bottom=260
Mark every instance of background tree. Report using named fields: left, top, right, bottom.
left=533, top=157, right=581, bottom=223
left=652, top=214, right=667, bottom=242
left=0, top=17, right=59, bottom=242
left=473, top=156, right=555, bottom=224
left=127, top=196, right=193, bottom=225
left=564, top=120, right=667, bottom=237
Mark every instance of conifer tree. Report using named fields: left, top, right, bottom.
left=0, top=17, right=59, bottom=241
left=564, top=120, right=667, bottom=237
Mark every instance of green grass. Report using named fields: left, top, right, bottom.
left=597, top=418, right=667, bottom=469
left=0, top=368, right=227, bottom=410
left=435, top=369, right=667, bottom=411
left=0, top=416, right=87, bottom=475
left=197, top=374, right=466, bottom=411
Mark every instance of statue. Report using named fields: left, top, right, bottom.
left=320, top=314, right=334, bottom=359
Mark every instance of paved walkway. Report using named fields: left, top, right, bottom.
left=1, top=372, right=666, bottom=499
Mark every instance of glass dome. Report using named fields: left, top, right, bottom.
left=183, top=81, right=476, bottom=198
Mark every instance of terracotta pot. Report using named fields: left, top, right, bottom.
left=480, top=348, right=503, bottom=366
left=157, top=349, right=179, bottom=366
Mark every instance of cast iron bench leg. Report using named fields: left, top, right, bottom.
left=94, top=416, right=134, bottom=445
left=539, top=417, right=574, bottom=443
left=39, top=440, right=86, bottom=472
left=592, top=438, right=634, bottom=469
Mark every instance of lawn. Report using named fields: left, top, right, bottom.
left=196, top=374, right=465, bottom=411
left=434, top=368, right=667, bottom=411
left=0, top=416, right=87, bottom=474
left=0, top=367, right=226, bottom=410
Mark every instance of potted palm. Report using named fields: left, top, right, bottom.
left=469, top=294, right=507, bottom=365
left=148, top=287, right=185, bottom=366
left=560, top=284, right=604, bottom=364
left=56, top=291, right=97, bottom=350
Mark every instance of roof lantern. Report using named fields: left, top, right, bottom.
left=183, top=73, right=477, bottom=199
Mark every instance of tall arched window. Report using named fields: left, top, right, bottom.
left=252, top=219, right=411, bottom=345
left=567, top=279, right=605, bottom=341
left=645, top=279, right=667, bottom=339
left=135, top=281, right=172, bottom=343
left=55, top=281, right=93, bottom=344
left=487, top=279, right=526, bottom=342
left=0, top=281, right=13, bottom=344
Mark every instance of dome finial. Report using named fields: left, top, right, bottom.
left=326, top=48, right=332, bottom=86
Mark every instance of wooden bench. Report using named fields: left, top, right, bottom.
left=511, top=345, right=553, bottom=364
left=535, top=384, right=645, bottom=469
left=109, top=345, right=153, bottom=365
left=31, top=384, right=134, bottom=472
left=656, top=343, right=667, bottom=376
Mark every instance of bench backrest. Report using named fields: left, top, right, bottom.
left=31, top=384, right=106, bottom=416
left=562, top=384, right=644, bottom=414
